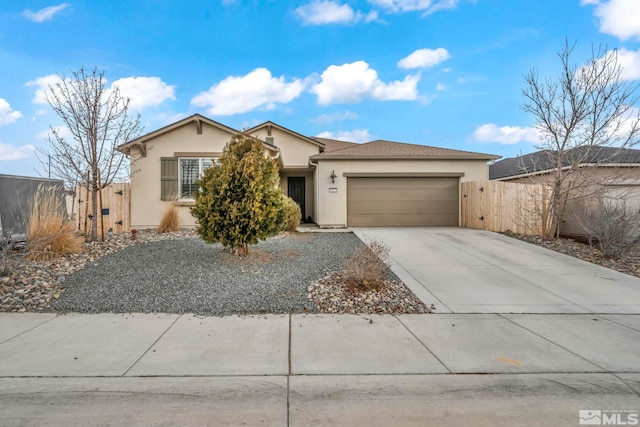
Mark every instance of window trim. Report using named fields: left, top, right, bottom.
left=178, top=157, right=218, bottom=200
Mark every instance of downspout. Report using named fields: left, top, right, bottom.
left=309, top=159, right=318, bottom=224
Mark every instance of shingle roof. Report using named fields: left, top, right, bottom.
left=311, top=137, right=359, bottom=153
left=490, top=146, right=640, bottom=179
left=310, top=139, right=500, bottom=160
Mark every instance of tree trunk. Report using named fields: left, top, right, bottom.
left=90, top=186, right=98, bottom=242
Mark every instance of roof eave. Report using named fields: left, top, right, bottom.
left=310, top=154, right=501, bottom=161
left=493, top=162, right=640, bottom=180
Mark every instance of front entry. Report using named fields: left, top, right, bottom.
left=288, top=177, right=305, bottom=221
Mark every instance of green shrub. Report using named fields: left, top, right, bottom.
left=191, top=135, right=284, bottom=255
left=281, top=196, right=301, bottom=232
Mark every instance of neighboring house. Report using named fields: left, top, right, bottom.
left=490, top=146, right=640, bottom=234
left=117, top=114, right=499, bottom=229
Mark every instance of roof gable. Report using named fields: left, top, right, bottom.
left=311, top=139, right=500, bottom=160
left=245, top=121, right=324, bottom=149
left=117, top=114, right=277, bottom=156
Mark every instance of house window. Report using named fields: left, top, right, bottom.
left=179, top=158, right=217, bottom=199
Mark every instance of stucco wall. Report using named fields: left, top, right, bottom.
left=315, top=159, right=490, bottom=227
left=249, top=128, right=320, bottom=168
left=129, top=121, right=236, bottom=229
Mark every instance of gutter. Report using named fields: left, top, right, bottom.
left=308, top=159, right=319, bottom=224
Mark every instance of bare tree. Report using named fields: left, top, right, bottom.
left=574, top=196, right=640, bottom=258
left=42, top=66, right=142, bottom=241
left=521, top=40, right=640, bottom=238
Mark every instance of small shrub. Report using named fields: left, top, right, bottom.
left=344, top=240, right=390, bottom=292
left=192, top=134, right=284, bottom=255
left=575, top=196, right=640, bottom=258
left=26, top=185, right=83, bottom=261
left=157, top=203, right=180, bottom=233
left=281, top=196, right=302, bottom=232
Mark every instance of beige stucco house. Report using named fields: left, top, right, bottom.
left=117, top=114, right=499, bottom=229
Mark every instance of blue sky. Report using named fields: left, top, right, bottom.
left=1, top=0, right=639, bottom=177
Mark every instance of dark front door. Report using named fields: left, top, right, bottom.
left=288, top=177, right=305, bottom=220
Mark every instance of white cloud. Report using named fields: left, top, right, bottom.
left=23, top=3, right=68, bottom=22
left=295, top=0, right=378, bottom=25
left=0, top=142, right=35, bottom=161
left=368, top=0, right=459, bottom=14
left=26, top=74, right=175, bottom=111
left=317, top=129, right=372, bottom=142
left=296, top=0, right=356, bottom=24
left=0, top=99, right=22, bottom=125
left=37, top=126, right=73, bottom=141
left=398, top=48, right=451, bottom=69
left=436, top=82, right=448, bottom=91
left=471, top=123, right=541, bottom=145
left=310, top=61, right=420, bottom=105
left=616, top=48, right=640, bottom=80
left=584, top=0, right=640, bottom=41
left=610, top=106, right=640, bottom=139
left=310, top=110, right=358, bottom=124
left=191, top=68, right=304, bottom=115
left=110, top=77, right=176, bottom=110
left=25, top=74, right=62, bottom=104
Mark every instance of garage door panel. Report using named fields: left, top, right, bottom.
left=348, top=201, right=458, bottom=215
left=347, top=177, right=459, bottom=227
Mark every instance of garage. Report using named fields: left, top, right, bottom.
left=347, top=176, right=460, bottom=227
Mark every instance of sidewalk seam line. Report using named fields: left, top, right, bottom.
left=498, top=314, right=610, bottom=373
left=0, top=314, right=58, bottom=345
left=594, top=314, right=640, bottom=334
left=395, top=315, right=452, bottom=374
left=287, top=313, right=291, bottom=427
left=121, top=314, right=182, bottom=377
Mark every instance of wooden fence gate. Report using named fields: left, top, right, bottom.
left=74, top=182, right=130, bottom=236
left=461, top=180, right=553, bottom=236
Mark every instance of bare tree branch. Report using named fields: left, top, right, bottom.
left=39, top=66, right=142, bottom=241
left=520, top=40, right=640, bottom=238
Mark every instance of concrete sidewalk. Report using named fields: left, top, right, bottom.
left=1, top=312, right=639, bottom=426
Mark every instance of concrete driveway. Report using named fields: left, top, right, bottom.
left=352, top=227, right=640, bottom=314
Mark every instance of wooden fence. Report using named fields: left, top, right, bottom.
left=461, top=180, right=553, bottom=236
left=74, top=182, right=130, bottom=235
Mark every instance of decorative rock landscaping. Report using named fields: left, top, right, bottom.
left=1, top=229, right=429, bottom=316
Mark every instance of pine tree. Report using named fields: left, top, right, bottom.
left=192, top=134, right=285, bottom=254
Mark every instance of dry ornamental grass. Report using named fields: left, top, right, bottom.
left=26, top=185, right=83, bottom=261
left=157, top=203, right=181, bottom=233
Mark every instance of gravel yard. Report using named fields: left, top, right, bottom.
left=47, top=232, right=359, bottom=316
left=0, top=229, right=428, bottom=316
